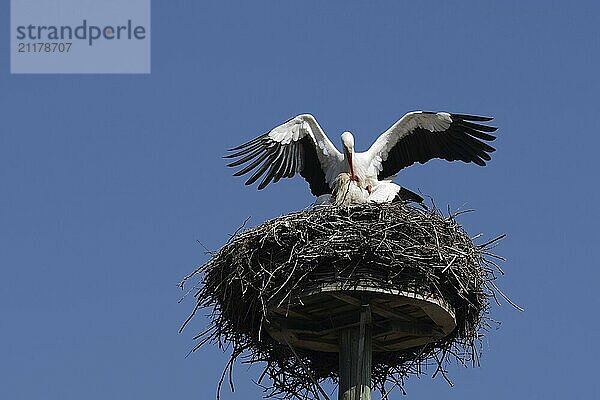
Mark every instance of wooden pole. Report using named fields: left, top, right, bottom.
left=338, top=305, right=372, bottom=400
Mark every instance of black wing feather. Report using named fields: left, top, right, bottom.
left=297, top=136, right=329, bottom=196
left=226, top=145, right=265, bottom=167
left=223, top=140, right=264, bottom=159
left=272, top=145, right=292, bottom=183
left=227, top=133, right=268, bottom=151
left=450, top=114, right=493, bottom=122
left=257, top=146, right=284, bottom=189
left=244, top=148, right=280, bottom=185
left=232, top=146, right=272, bottom=176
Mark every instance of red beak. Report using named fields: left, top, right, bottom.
left=347, top=151, right=358, bottom=182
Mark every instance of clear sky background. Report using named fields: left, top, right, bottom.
left=1, top=1, right=599, bottom=399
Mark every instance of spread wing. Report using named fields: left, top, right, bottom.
left=364, top=111, right=498, bottom=180
left=224, top=114, right=343, bottom=196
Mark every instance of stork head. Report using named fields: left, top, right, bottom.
left=341, top=131, right=355, bottom=154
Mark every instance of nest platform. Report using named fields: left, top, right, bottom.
left=266, top=281, right=456, bottom=353
left=180, top=203, right=505, bottom=400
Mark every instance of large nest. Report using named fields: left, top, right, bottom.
left=180, top=203, right=510, bottom=399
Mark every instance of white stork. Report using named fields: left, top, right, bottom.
left=225, top=112, right=497, bottom=205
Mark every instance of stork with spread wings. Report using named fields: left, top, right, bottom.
left=225, top=111, right=497, bottom=205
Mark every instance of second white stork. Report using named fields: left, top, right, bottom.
left=225, top=111, right=498, bottom=205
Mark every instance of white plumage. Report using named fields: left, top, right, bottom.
left=327, top=173, right=407, bottom=206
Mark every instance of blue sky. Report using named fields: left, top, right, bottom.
left=1, top=1, right=599, bottom=399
